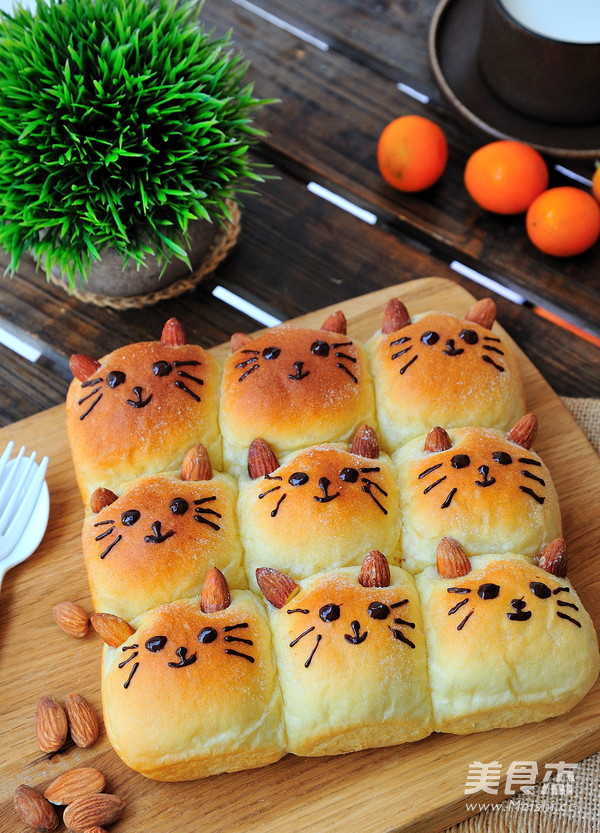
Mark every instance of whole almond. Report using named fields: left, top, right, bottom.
left=321, top=310, right=347, bottom=334
left=181, top=443, right=212, bottom=481
left=381, top=298, right=411, bottom=334
left=13, top=785, right=58, bottom=832
left=351, top=425, right=380, bottom=459
left=437, top=537, right=472, bottom=579
left=538, top=538, right=568, bottom=577
left=256, top=567, right=299, bottom=608
left=90, top=487, right=119, bottom=514
left=70, top=354, right=101, bottom=383
left=507, top=413, right=538, bottom=450
left=44, top=767, right=106, bottom=805
left=91, top=612, right=135, bottom=648
left=464, top=297, right=496, bottom=330
left=161, top=317, right=187, bottom=346
left=36, top=696, right=68, bottom=753
left=201, top=567, right=231, bottom=613
left=358, top=550, right=391, bottom=588
left=52, top=601, right=90, bottom=639
left=231, top=332, right=253, bottom=352
left=65, top=694, right=99, bottom=748
left=83, top=828, right=109, bottom=833
left=247, top=438, right=279, bottom=479
left=63, top=794, right=125, bottom=833
left=424, top=426, right=452, bottom=453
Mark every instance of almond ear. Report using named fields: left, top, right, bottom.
left=538, top=539, right=567, bottom=577
left=351, top=424, right=380, bottom=459
left=69, top=353, right=101, bottom=382
left=90, top=487, right=119, bottom=514
left=248, top=438, right=279, bottom=479
left=382, top=298, right=411, bottom=334
left=358, top=550, right=391, bottom=587
left=231, top=332, right=254, bottom=352
left=161, top=317, right=187, bottom=346
left=256, top=567, right=299, bottom=608
left=424, top=426, right=452, bottom=453
left=181, top=444, right=212, bottom=481
left=465, top=298, right=496, bottom=330
left=201, top=567, right=231, bottom=613
left=321, top=310, right=347, bottom=334
left=507, top=414, right=538, bottom=450
left=437, top=538, right=471, bottom=578
left=91, top=612, right=135, bottom=648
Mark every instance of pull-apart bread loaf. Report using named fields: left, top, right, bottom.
left=365, top=298, right=526, bottom=452
left=219, top=311, right=376, bottom=475
left=67, top=318, right=221, bottom=503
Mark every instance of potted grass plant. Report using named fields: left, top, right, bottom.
left=0, top=0, right=270, bottom=305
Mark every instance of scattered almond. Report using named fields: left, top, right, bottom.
left=507, top=413, right=538, bottom=450
left=35, top=696, right=68, bottom=754
left=91, top=612, right=135, bottom=648
left=424, top=426, right=452, bottom=453
left=13, top=785, right=58, bottom=833
left=247, top=438, right=279, bottom=479
left=256, top=568, right=299, bottom=608
left=52, top=601, right=90, bottom=639
left=351, top=425, right=379, bottom=459
left=201, top=567, right=231, bottom=613
left=160, top=317, right=187, bottom=346
left=70, top=354, right=101, bottom=383
left=464, top=297, right=496, bottom=329
left=381, top=298, right=411, bottom=333
left=358, top=550, right=391, bottom=588
left=181, top=443, right=212, bottom=481
left=44, top=767, right=106, bottom=806
left=65, top=694, right=99, bottom=748
left=538, top=538, right=568, bottom=577
left=437, top=537, right=472, bottom=579
left=321, top=310, right=347, bottom=334
left=90, top=487, right=119, bottom=514
left=63, top=794, right=125, bottom=833
left=231, top=332, right=253, bottom=352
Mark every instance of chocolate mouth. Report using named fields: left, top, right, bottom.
left=507, top=598, right=531, bottom=621
left=167, top=646, right=197, bottom=668
left=144, top=521, right=175, bottom=544
left=126, top=386, right=153, bottom=408
left=313, top=477, right=340, bottom=503
left=288, top=361, right=310, bottom=381
left=344, top=620, right=368, bottom=644
left=442, top=338, right=465, bottom=357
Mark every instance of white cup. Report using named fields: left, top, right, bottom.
left=499, top=0, right=600, bottom=44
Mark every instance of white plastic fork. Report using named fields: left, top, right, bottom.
left=0, top=441, right=50, bottom=588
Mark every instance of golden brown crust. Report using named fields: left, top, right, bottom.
left=66, top=340, right=221, bottom=503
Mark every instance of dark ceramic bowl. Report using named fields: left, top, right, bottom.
left=478, top=0, right=600, bottom=125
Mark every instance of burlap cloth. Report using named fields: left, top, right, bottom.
left=446, top=398, right=600, bottom=833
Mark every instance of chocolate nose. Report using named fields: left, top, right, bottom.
left=288, top=360, right=310, bottom=381
left=314, top=476, right=339, bottom=503
left=442, top=338, right=465, bottom=357
left=126, top=386, right=153, bottom=408
left=507, top=598, right=532, bottom=621
left=344, top=620, right=368, bottom=644
left=144, top=520, right=175, bottom=544
left=167, top=646, right=197, bottom=668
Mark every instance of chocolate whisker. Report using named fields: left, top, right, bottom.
left=391, top=599, right=409, bottom=608
left=521, top=471, right=546, bottom=486
left=391, top=346, right=412, bottom=359
left=483, top=345, right=505, bottom=356
left=80, top=393, right=103, bottom=420
left=447, top=587, right=471, bottom=594
left=235, top=357, right=258, bottom=368
left=441, top=488, right=457, bottom=508
left=557, top=611, right=581, bottom=627
left=123, top=661, right=139, bottom=689
left=239, top=364, right=259, bottom=382
left=390, top=336, right=411, bottom=346
left=557, top=600, right=579, bottom=611
left=456, top=610, right=474, bottom=630
left=393, top=616, right=415, bottom=628
left=78, top=389, right=101, bottom=405
left=194, top=496, right=217, bottom=505
left=336, top=362, right=358, bottom=383
left=81, top=377, right=103, bottom=388
left=483, top=336, right=501, bottom=342
left=95, top=526, right=115, bottom=541
left=271, top=493, right=287, bottom=517
left=194, top=507, right=222, bottom=518
left=100, top=534, right=122, bottom=559
left=224, top=636, right=254, bottom=646
left=335, top=352, right=356, bottom=362
left=173, top=360, right=201, bottom=367
left=290, top=627, right=315, bottom=647
left=418, top=463, right=443, bottom=480
left=225, top=649, right=255, bottom=662
left=423, top=475, right=446, bottom=494
left=287, top=608, right=310, bottom=614
left=304, top=634, right=322, bottom=667
left=177, top=371, right=204, bottom=384
left=93, top=519, right=115, bottom=526
left=174, top=380, right=201, bottom=402
left=331, top=342, right=352, bottom=349
left=389, top=627, right=415, bottom=648
left=259, top=485, right=281, bottom=499
left=118, top=651, right=139, bottom=668
left=399, top=354, right=418, bottom=374
left=223, top=623, right=249, bottom=632
left=518, top=457, right=542, bottom=467
left=193, top=516, right=221, bottom=531
left=481, top=355, right=505, bottom=372
left=520, top=486, right=545, bottom=504
left=448, top=598, right=469, bottom=615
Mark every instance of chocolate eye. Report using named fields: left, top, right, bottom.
left=145, top=635, right=167, bottom=652
left=288, top=472, right=309, bottom=487
left=339, top=467, right=359, bottom=483
left=152, top=360, right=172, bottom=377
left=492, top=451, right=513, bottom=465
left=368, top=601, right=390, bottom=620
left=530, top=581, right=552, bottom=599
left=420, top=331, right=439, bottom=346
left=451, top=454, right=471, bottom=469
left=262, top=346, right=281, bottom=360
left=198, top=627, right=218, bottom=643
left=169, top=498, right=189, bottom=515
left=459, top=329, right=479, bottom=345
left=319, top=603, right=340, bottom=622
left=311, top=340, right=330, bottom=357
left=478, top=583, right=500, bottom=600
left=121, top=509, right=140, bottom=526
left=106, top=370, right=126, bottom=388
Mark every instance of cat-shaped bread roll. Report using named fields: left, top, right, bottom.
left=257, top=551, right=432, bottom=757
left=219, top=312, right=376, bottom=474
left=82, top=445, right=245, bottom=621
left=67, top=318, right=221, bottom=503
left=365, top=298, right=526, bottom=452
left=394, top=416, right=561, bottom=573
left=97, top=569, right=285, bottom=781
left=238, top=427, right=402, bottom=587
left=417, top=539, right=599, bottom=734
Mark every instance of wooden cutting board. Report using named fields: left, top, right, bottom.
left=1, top=277, right=599, bottom=833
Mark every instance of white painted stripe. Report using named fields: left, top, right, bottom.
left=450, top=261, right=527, bottom=305
left=212, top=286, right=283, bottom=327
left=307, top=182, right=378, bottom=225
left=0, top=326, right=42, bottom=362
left=229, top=0, right=329, bottom=51
left=554, top=165, right=593, bottom=187
left=396, top=82, right=430, bottom=104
